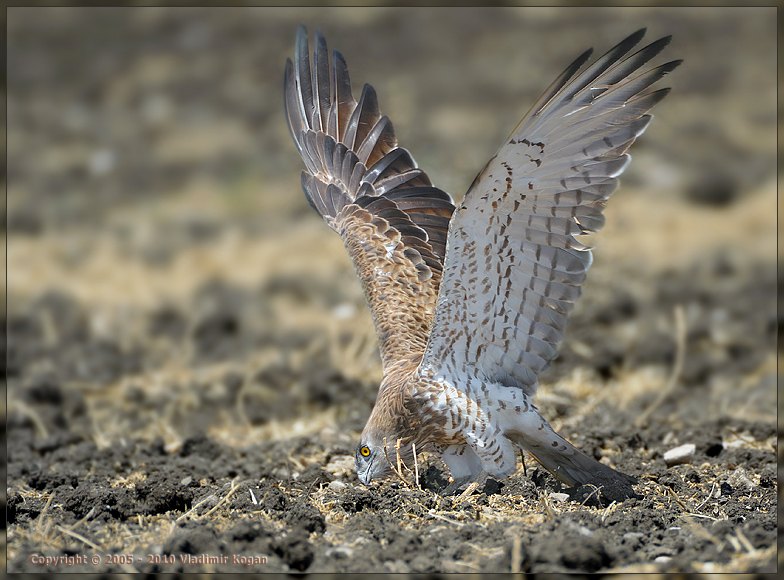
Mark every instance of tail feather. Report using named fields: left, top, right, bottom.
left=508, top=427, right=637, bottom=502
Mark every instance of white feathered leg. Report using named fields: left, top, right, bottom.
left=438, top=444, right=486, bottom=495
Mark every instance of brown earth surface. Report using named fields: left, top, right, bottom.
left=6, top=6, right=778, bottom=575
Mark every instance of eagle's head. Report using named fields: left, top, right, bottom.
left=355, top=391, right=418, bottom=485
left=354, top=428, right=417, bottom=485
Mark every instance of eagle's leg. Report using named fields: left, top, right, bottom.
left=438, top=444, right=486, bottom=496
left=439, top=385, right=519, bottom=482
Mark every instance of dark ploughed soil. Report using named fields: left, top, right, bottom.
left=6, top=6, right=777, bottom=575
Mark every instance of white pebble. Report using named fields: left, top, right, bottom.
left=728, top=466, right=756, bottom=491
left=663, top=443, right=695, bottom=466
left=89, top=148, right=115, bottom=176
left=326, top=545, right=354, bottom=559
left=331, top=302, right=357, bottom=320
left=328, top=480, right=347, bottom=493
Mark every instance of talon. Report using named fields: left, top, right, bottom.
left=439, top=470, right=488, bottom=496
left=439, top=477, right=469, bottom=496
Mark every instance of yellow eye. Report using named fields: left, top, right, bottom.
left=359, top=445, right=370, bottom=457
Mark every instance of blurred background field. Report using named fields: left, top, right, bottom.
left=5, top=6, right=777, bottom=574
left=7, top=4, right=777, bottom=441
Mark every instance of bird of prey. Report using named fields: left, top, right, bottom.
left=284, top=25, right=680, bottom=501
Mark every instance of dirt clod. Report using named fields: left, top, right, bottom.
left=285, top=499, right=326, bottom=534
left=271, top=528, right=315, bottom=571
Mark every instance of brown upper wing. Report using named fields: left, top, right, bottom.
left=284, top=26, right=456, bottom=372
left=419, top=29, right=681, bottom=396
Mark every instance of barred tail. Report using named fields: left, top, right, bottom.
left=508, top=424, right=637, bottom=502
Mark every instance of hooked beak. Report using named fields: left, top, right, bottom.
left=358, top=469, right=371, bottom=486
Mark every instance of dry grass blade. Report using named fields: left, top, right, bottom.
left=681, top=512, right=718, bottom=520
left=36, top=493, right=55, bottom=534
left=636, top=304, right=687, bottom=427
left=601, top=500, right=618, bottom=523
left=174, top=480, right=240, bottom=523
left=176, top=493, right=218, bottom=523
left=200, top=478, right=240, bottom=519
left=427, top=509, right=465, bottom=527
left=412, top=442, right=420, bottom=490
left=678, top=515, right=721, bottom=546
left=726, top=533, right=743, bottom=552
left=511, top=535, right=523, bottom=573
left=63, top=507, right=96, bottom=532
left=55, top=524, right=101, bottom=551
left=735, top=529, right=757, bottom=554
left=664, top=484, right=688, bottom=510
left=56, top=523, right=140, bottom=573
left=540, top=492, right=556, bottom=519
left=395, top=438, right=402, bottom=478
left=694, top=481, right=718, bottom=511
left=9, top=399, right=49, bottom=438
left=382, top=437, right=413, bottom=489
left=458, top=481, right=480, bottom=499
left=579, top=484, right=604, bottom=507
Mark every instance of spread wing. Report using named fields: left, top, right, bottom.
left=419, top=29, right=681, bottom=396
left=284, top=26, right=456, bottom=372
